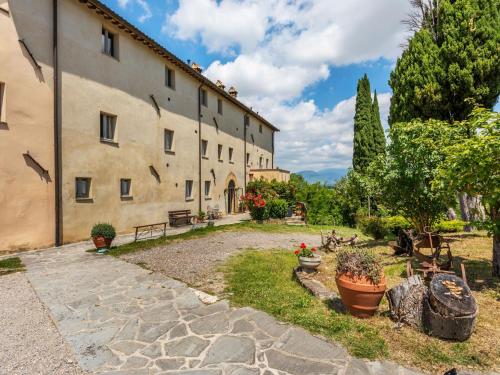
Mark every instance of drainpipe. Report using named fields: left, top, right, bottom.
left=53, top=0, right=62, bottom=246
left=197, top=84, right=203, bottom=214
left=271, top=130, right=275, bottom=169
left=243, top=114, right=248, bottom=194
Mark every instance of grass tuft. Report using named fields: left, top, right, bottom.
left=0, top=257, right=25, bottom=275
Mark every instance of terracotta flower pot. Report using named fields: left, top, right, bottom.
left=92, top=236, right=113, bottom=250
left=335, top=273, right=386, bottom=318
left=299, top=255, right=321, bottom=271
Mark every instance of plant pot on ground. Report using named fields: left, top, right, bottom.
left=335, top=248, right=386, bottom=318
left=91, top=223, right=116, bottom=251
left=295, top=243, right=321, bottom=271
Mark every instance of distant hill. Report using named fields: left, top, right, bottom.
left=296, top=168, right=348, bottom=185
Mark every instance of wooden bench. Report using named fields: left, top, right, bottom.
left=134, top=222, right=167, bottom=242
left=168, top=210, right=196, bottom=227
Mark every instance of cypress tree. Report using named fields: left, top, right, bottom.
left=353, top=74, right=374, bottom=171
left=371, top=90, right=386, bottom=156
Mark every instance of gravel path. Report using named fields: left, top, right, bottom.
left=123, top=231, right=321, bottom=294
left=0, top=272, right=87, bottom=375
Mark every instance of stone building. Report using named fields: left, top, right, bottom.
left=0, top=0, right=279, bottom=251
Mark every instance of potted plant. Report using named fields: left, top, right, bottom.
left=91, top=223, right=116, bottom=251
left=335, top=248, right=386, bottom=318
left=294, top=243, right=321, bottom=271
left=198, top=210, right=206, bottom=223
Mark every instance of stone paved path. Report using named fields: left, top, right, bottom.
left=21, top=244, right=433, bottom=375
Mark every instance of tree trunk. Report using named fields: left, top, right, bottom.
left=492, top=207, right=500, bottom=277
left=459, top=192, right=471, bottom=231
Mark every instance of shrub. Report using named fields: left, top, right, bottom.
left=434, top=219, right=466, bottom=233
left=91, top=223, right=116, bottom=239
left=268, top=198, right=288, bottom=219
left=383, top=215, right=412, bottom=235
left=358, top=217, right=387, bottom=240
left=241, top=192, right=269, bottom=221
left=336, top=247, right=383, bottom=284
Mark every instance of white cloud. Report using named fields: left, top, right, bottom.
left=165, top=0, right=409, bottom=171
left=117, top=0, right=152, bottom=23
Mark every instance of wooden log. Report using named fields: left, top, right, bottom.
left=386, top=275, right=427, bottom=328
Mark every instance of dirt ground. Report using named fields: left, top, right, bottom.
left=122, top=231, right=321, bottom=294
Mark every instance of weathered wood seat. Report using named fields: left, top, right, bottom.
left=168, top=210, right=196, bottom=227
left=134, top=222, right=167, bottom=241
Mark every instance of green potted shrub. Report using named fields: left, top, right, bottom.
left=91, top=223, right=116, bottom=251
left=294, top=242, right=321, bottom=271
left=335, top=248, right=386, bottom=318
left=198, top=210, right=206, bottom=223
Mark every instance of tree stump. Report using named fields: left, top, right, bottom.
left=386, top=275, right=427, bottom=328
left=423, top=273, right=477, bottom=341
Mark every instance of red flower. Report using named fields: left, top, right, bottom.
left=300, top=243, right=306, bottom=249
left=294, top=249, right=299, bottom=255
left=311, top=248, right=317, bottom=252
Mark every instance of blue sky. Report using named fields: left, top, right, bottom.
left=101, top=0, right=498, bottom=172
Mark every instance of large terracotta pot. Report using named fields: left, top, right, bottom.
left=335, top=273, right=386, bottom=318
left=92, top=236, right=113, bottom=250
left=299, top=255, right=322, bottom=271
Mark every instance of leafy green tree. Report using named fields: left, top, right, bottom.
left=390, top=0, right=500, bottom=124
left=434, top=109, right=500, bottom=275
left=353, top=75, right=374, bottom=171
left=371, top=91, right=386, bottom=157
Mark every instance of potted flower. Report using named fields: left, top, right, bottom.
left=198, top=210, right=206, bottom=223
left=335, top=248, right=386, bottom=318
left=294, top=243, right=321, bottom=271
left=91, top=223, right=116, bottom=251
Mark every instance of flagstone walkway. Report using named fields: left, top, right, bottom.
left=20, top=243, right=433, bottom=375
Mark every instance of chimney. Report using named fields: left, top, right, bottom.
left=191, top=62, right=202, bottom=73
left=228, top=86, right=238, bottom=98
left=216, top=80, right=225, bottom=90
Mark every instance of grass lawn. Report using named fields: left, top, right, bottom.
left=0, top=256, right=25, bottom=275
left=222, top=231, right=500, bottom=374
left=104, top=221, right=367, bottom=257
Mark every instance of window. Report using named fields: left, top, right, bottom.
left=165, top=67, right=175, bottom=89
left=246, top=153, right=250, bottom=165
left=120, top=178, right=131, bottom=197
left=0, top=82, right=5, bottom=123
left=244, top=115, right=250, bottom=127
left=218, top=144, right=223, bottom=160
left=75, top=178, right=91, bottom=199
left=228, top=147, right=234, bottom=162
left=204, top=181, right=211, bottom=197
left=201, top=139, right=208, bottom=158
left=200, top=89, right=207, bottom=107
left=101, top=28, right=117, bottom=58
left=100, top=113, right=116, bottom=142
left=259, top=156, right=263, bottom=168
left=217, top=98, right=223, bottom=115
left=164, top=129, right=174, bottom=152
left=259, top=124, right=263, bottom=133
left=266, top=158, right=269, bottom=168
left=185, top=180, right=193, bottom=199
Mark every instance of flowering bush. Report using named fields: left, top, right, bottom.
left=293, top=243, right=317, bottom=258
left=240, top=192, right=269, bottom=221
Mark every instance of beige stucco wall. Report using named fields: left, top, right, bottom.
left=249, top=169, right=290, bottom=183
left=0, top=0, right=55, bottom=252
left=58, top=0, right=273, bottom=242
left=0, top=0, right=275, bottom=249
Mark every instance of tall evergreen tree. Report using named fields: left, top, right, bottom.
left=371, top=91, right=386, bottom=156
left=353, top=74, right=373, bottom=171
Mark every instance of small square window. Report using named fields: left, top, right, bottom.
left=0, top=82, right=6, bottom=124
left=228, top=147, right=234, bottom=162
left=246, top=153, right=250, bottom=165
left=75, top=177, right=91, bottom=199
left=120, top=178, right=131, bottom=197
left=100, top=112, right=116, bottom=142
left=204, top=180, right=211, bottom=197
left=185, top=180, right=193, bottom=199
left=201, top=139, right=208, bottom=158
left=244, top=115, right=250, bottom=127
left=164, top=129, right=174, bottom=152
left=101, top=28, right=117, bottom=58
left=217, top=98, right=223, bottom=115
left=218, top=144, right=223, bottom=161
left=259, top=124, right=263, bottom=133
left=165, top=67, right=175, bottom=89
left=200, top=89, right=207, bottom=107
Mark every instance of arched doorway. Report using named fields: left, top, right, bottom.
left=227, top=180, right=236, bottom=214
